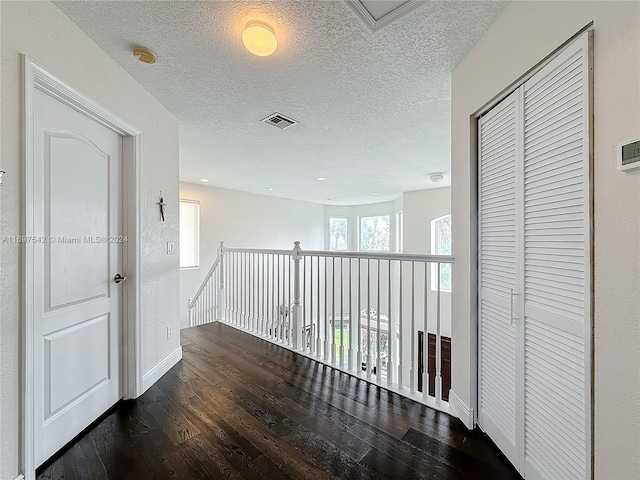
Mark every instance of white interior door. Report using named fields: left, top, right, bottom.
left=477, top=87, right=523, bottom=474
left=33, top=88, right=123, bottom=466
left=478, top=32, right=591, bottom=479
left=521, top=33, right=591, bottom=480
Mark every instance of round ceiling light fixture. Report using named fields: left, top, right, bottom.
left=200, top=178, right=210, bottom=183
left=429, top=172, right=445, bottom=183
left=242, top=20, right=277, bottom=57
left=133, top=47, right=157, bottom=64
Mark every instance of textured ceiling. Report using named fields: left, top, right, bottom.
left=54, top=0, right=508, bottom=205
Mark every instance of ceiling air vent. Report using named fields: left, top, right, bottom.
left=261, top=113, right=298, bottom=130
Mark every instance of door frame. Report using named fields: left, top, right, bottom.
left=473, top=27, right=594, bottom=478
left=22, top=57, right=143, bottom=480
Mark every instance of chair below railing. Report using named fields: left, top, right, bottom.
left=188, top=241, right=454, bottom=412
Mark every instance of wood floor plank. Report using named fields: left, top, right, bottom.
left=89, top=410, right=154, bottom=480
left=38, top=322, right=521, bottom=480
left=240, top=455, right=291, bottom=480
left=180, top=432, right=246, bottom=480
left=225, top=408, right=332, bottom=480
left=144, top=396, right=201, bottom=445
left=65, top=432, right=109, bottom=479
left=133, top=427, right=202, bottom=479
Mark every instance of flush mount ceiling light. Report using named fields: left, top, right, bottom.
left=316, top=177, right=327, bottom=181
left=200, top=178, right=210, bottom=183
left=429, top=172, right=445, bottom=183
left=266, top=187, right=275, bottom=191
left=133, top=46, right=157, bottom=64
left=242, top=20, right=277, bottom=57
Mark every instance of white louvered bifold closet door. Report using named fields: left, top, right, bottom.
left=478, top=31, right=591, bottom=479
left=521, top=33, right=591, bottom=480
left=477, top=88, right=522, bottom=471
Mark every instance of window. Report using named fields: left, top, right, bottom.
left=329, top=217, right=348, bottom=251
left=359, top=215, right=390, bottom=251
left=396, top=211, right=403, bottom=252
left=180, top=199, right=200, bottom=269
left=431, top=214, right=452, bottom=291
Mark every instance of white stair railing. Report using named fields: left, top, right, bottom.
left=189, top=240, right=454, bottom=411
left=188, top=242, right=224, bottom=327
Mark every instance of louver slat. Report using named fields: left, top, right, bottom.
left=478, top=90, right=519, bottom=465
left=522, top=37, right=589, bottom=480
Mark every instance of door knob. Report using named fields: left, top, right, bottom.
left=114, top=273, right=127, bottom=284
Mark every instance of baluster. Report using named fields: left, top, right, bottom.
left=289, top=255, right=293, bottom=346
left=244, top=252, right=248, bottom=329
left=366, top=258, right=371, bottom=379
left=253, top=252, right=257, bottom=332
left=376, top=258, right=381, bottom=382
left=436, top=262, right=442, bottom=403
left=423, top=261, right=429, bottom=399
left=410, top=261, right=416, bottom=394
left=316, top=256, right=322, bottom=356
left=324, top=256, right=329, bottom=361
left=387, top=259, right=393, bottom=387
left=331, top=256, right=336, bottom=364
left=398, top=261, right=403, bottom=388
left=276, top=254, right=280, bottom=341
left=292, top=241, right=302, bottom=350
left=357, top=258, right=362, bottom=373
left=339, top=257, right=344, bottom=366
left=272, top=254, right=276, bottom=339
left=348, top=257, right=353, bottom=371
left=260, top=253, right=264, bottom=335
left=303, top=254, right=307, bottom=352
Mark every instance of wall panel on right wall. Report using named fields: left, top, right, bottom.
left=451, top=2, right=640, bottom=478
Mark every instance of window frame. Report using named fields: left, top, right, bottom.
left=328, top=216, right=349, bottom=251
left=396, top=210, right=403, bottom=253
left=358, top=214, right=391, bottom=252
left=179, top=198, right=200, bottom=270
left=430, top=214, right=452, bottom=292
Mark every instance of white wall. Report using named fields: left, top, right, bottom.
left=179, top=183, right=325, bottom=328
left=0, top=2, right=181, bottom=478
left=450, top=2, right=640, bottom=478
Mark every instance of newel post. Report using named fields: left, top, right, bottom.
left=291, top=241, right=303, bottom=350
left=218, top=241, right=226, bottom=322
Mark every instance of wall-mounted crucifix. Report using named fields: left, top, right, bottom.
left=157, top=191, right=166, bottom=221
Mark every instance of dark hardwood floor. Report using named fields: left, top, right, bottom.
left=38, top=322, right=521, bottom=480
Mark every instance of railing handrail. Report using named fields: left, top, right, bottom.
left=188, top=256, right=220, bottom=310
left=302, top=250, right=454, bottom=263
left=222, top=245, right=454, bottom=263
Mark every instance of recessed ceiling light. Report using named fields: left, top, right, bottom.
left=242, top=21, right=277, bottom=57
left=373, top=192, right=379, bottom=195
left=133, top=47, right=157, bottom=64
left=266, top=187, right=275, bottom=191
left=429, top=172, right=445, bottom=183
left=316, top=177, right=327, bottom=181
left=200, top=178, right=210, bottom=183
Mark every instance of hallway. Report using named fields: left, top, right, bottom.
left=38, top=323, right=520, bottom=479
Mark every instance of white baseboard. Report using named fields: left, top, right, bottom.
left=141, top=346, right=182, bottom=392
left=14, top=475, right=25, bottom=480
left=448, top=389, right=475, bottom=429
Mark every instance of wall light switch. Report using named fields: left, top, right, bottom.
left=167, top=241, right=175, bottom=255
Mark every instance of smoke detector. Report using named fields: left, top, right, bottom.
left=261, top=113, right=298, bottom=130
left=429, top=172, right=444, bottom=183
